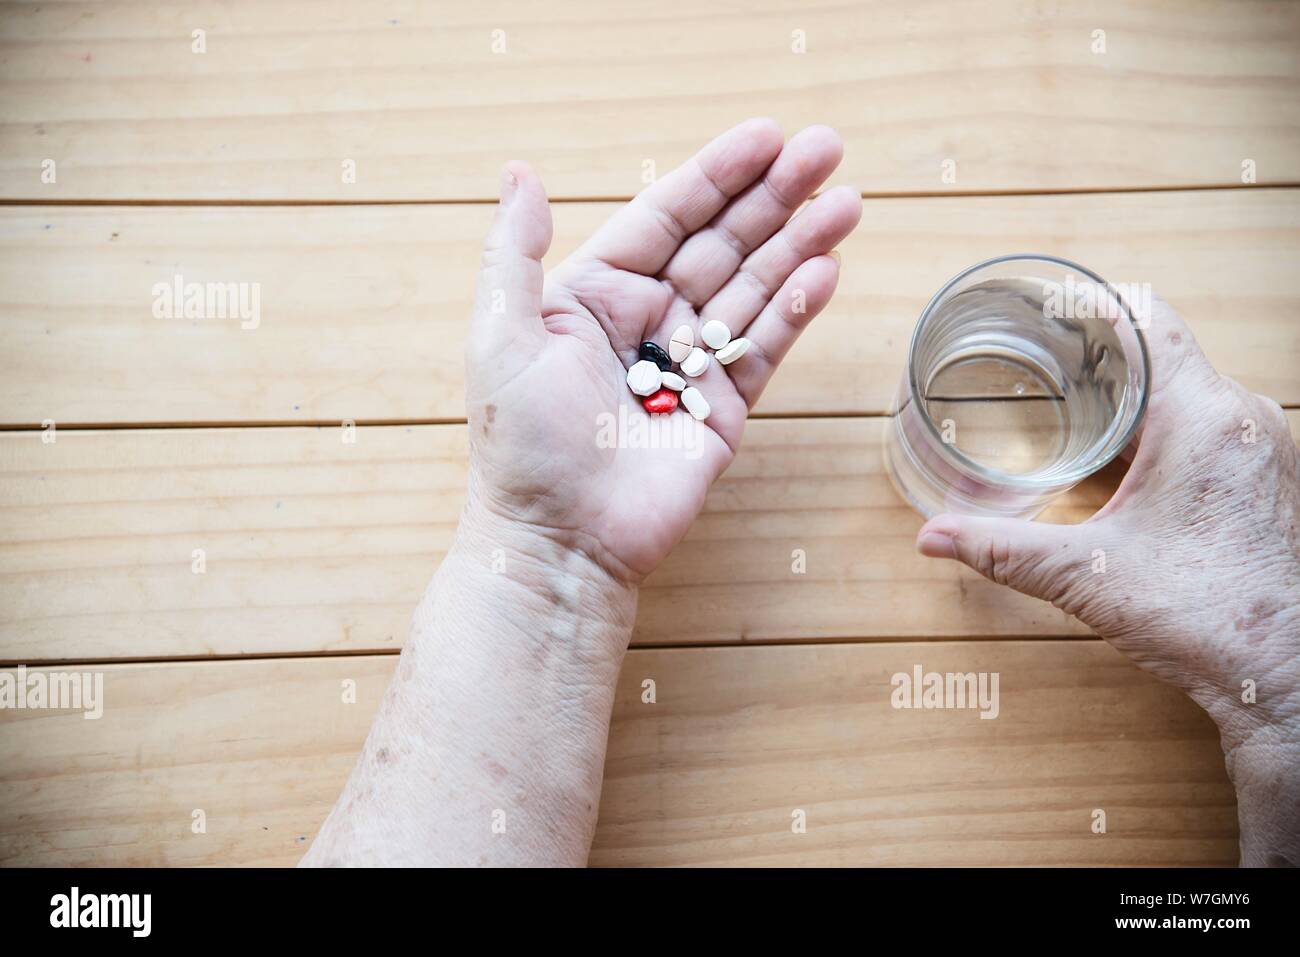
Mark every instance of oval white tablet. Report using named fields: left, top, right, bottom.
left=701, top=319, right=732, bottom=350
left=680, top=387, right=710, bottom=421
left=659, top=371, right=686, bottom=391
left=715, top=337, right=750, bottom=365
left=626, top=359, right=663, bottom=396
left=680, top=347, right=710, bottom=377
left=668, top=325, right=695, bottom=363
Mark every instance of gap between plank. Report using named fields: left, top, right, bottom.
left=0, top=410, right=887, bottom=431
left=0, top=634, right=1105, bottom=670
left=0, top=182, right=1294, bottom=208
left=2, top=401, right=1297, bottom=432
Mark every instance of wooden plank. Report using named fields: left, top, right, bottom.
left=2, top=188, right=1297, bottom=426
left=6, top=415, right=1296, bottom=663
left=0, top=641, right=1237, bottom=866
left=1, top=1, right=1296, bottom=200
left=0, top=417, right=1091, bottom=662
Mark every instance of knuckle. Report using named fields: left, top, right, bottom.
left=972, top=535, right=1018, bottom=587
left=737, top=266, right=775, bottom=303
left=647, top=200, right=687, bottom=245
left=1203, top=378, right=1256, bottom=436
left=1195, top=381, right=1293, bottom=458
left=1041, top=556, right=1095, bottom=620
left=1252, top=393, right=1288, bottom=432
left=1146, top=295, right=1177, bottom=324
left=480, top=242, right=510, bottom=271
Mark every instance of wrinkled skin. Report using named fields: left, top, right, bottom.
left=306, top=120, right=863, bottom=866
left=309, top=115, right=1296, bottom=867
left=919, top=299, right=1300, bottom=865
left=466, top=119, right=862, bottom=582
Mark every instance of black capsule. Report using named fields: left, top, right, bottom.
left=639, top=340, right=673, bottom=371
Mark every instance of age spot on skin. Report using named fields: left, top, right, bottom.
left=1234, top=597, right=1281, bottom=642
left=483, top=403, right=497, bottom=436
left=1169, top=331, right=1183, bottom=345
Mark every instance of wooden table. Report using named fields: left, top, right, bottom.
left=1, top=0, right=1297, bottom=866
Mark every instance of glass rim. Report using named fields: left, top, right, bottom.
left=905, top=253, right=1152, bottom=489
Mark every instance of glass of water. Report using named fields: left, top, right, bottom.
left=883, top=254, right=1150, bottom=520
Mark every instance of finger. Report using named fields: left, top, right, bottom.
left=916, top=513, right=1095, bottom=608
left=575, top=118, right=784, bottom=276
left=471, top=161, right=553, bottom=353
left=725, top=253, right=840, bottom=409
left=1139, top=296, right=1220, bottom=404
left=660, top=125, right=844, bottom=307
left=1092, top=297, right=1237, bottom=523
left=1117, top=296, right=1222, bottom=459
left=698, top=185, right=861, bottom=334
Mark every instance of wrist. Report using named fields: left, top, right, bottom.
left=1199, top=660, right=1300, bottom=866
left=444, top=501, right=640, bottom=664
left=1215, top=721, right=1300, bottom=867
left=310, top=502, right=639, bottom=866
left=1196, top=621, right=1300, bottom=754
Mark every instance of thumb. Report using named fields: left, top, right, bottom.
left=471, top=161, right=554, bottom=352
left=917, top=513, right=1096, bottom=607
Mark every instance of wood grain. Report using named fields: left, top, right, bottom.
left=1, top=0, right=1296, bottom=200
left=0, top=418, right=1091, bottom=663
left=0, top=0, right=1279, bottom=874
left=0, top=641, right=1237, bottom=867
left=6, top=414, right=1295, bottom=663
left=2, top=188, right=1297, bottom=427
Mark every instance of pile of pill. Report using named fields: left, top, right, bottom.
left=625, top=320, right=750, bottom=423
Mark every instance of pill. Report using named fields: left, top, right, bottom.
left=680, top=347, right=710, bottom=377
left=669, top=324, right=695, bottom=362
left=638, top=340, right=673, bottom=371
left=680, top=386, right=710, bottom=421
left=701, top=319, right=732, bottom=350
left=626, top=359, right=663, bottom=396
left=642, top=388, right=679, bottom=415
left=659, top=371, right=686, bottom=391
left=715, top=337, right=750, bottom=365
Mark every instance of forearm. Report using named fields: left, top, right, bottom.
left=302, top=508, right=637, bottom=866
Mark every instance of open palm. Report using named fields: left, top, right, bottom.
left=465, top=120, right=861, bottom=581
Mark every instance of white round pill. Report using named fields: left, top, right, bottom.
left=701, top=319, right=732, bottom=350
left=668, top=325, right=695, bottom=363
left=680, top=347, right=710, bottom=377
left=715, top=337, right=750, bottom=366
left=626, top=359, right=663, bottom=396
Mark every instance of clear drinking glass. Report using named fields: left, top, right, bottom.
left=883, top=254, right=1151, bottom=519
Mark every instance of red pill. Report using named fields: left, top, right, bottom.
left=642, top=388, right=679, bottom=415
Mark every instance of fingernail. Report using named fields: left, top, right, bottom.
left=917, top=531, right=957, bottom=559
left=828, top=249, right=841, bottom=266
